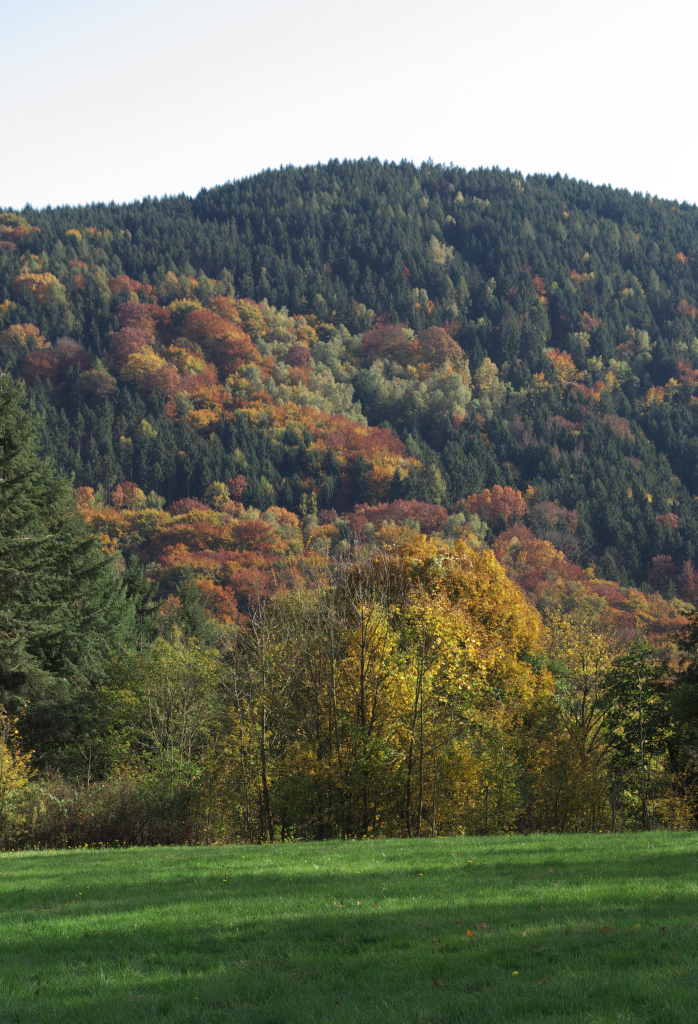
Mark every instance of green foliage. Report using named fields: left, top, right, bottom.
left=604, top=639, right=673, bottom=828
left=106, top=634, right=225, bottom=769
left=0, top=375, right=134, bottom=753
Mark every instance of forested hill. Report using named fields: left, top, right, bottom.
left=2, top=159, right=698, bottom=592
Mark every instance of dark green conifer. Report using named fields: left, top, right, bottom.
left=0, top=375, right=133, bottom=747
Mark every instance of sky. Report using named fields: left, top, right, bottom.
left=2, top=0, right=696, bottom=210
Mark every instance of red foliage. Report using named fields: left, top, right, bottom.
left=114, top=302, right=159, bottom=333
left=529, top=502, right=579, bottom=533
left=285, top=344, right=312, bottom=368
left=648, top=554, right=676, bottom=591
left=145, top=516, right=280, bottom=563
left=678, top=560, right=698, bottom=603
left=350, top=500, right=448, bottom=535
left=601, top=415, right=634, bottom=440
left=178, top=310, right=260, bottom=378
left=458, top=486, right=526, bottom=528
left=320, top=419, right=404, bottom=458
left=677, top=361, right=698, bottom=388
left=167, top=498, right=209, bottom=515
left=655, top=513, right=679, bottom=530
left=227, top=475, right=247, bottom=499
left=111, top=482, right=142, bottom=509
left=109, top=276, right=155, bottom=302
left=106, top=326, right=153, bottom=373
left=20, top=338, right=91, bottom=400
left=494, top=525, right=583, bottom=595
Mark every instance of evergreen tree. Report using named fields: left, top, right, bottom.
left=0, top=374, right=133, bottom=749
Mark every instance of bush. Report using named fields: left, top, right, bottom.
left=4, top=772, right=203, bottom=850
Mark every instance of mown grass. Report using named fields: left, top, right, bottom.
left=0, top=832, right=696, bottom=1023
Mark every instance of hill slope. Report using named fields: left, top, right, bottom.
left=2, top=160, right=698, bottom=590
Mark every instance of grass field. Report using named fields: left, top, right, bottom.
left=0, top=833, right=696, bottom=1023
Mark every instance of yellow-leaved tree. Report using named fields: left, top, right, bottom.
left=0, top=710, right=34, bottom=846
left=203, top=537, right=554, bottom=841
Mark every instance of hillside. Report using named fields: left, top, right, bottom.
left=2, top=160, right=698, bottom=595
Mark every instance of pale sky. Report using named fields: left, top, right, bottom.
left=2, top=0, right=696, bottom=210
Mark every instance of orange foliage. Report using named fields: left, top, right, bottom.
left=349, top=500, right=448, bottom=537
left=178, top=310, right=261, bottom=378
left=109, top=276, right=156, bottom=302
left=459, top=485, right=526, bottom=528
left=0, top=323, right=48, bottom=352
left=11, top=271, right=65, bottom=306
left=676, top=299, right=697, bottom=318
left=494, top=526, right=583, bottom=594
left=581, top=312, right=601, bottom=331
left=207, top=296, right=243, bottom=325
left=546, top=348, right=584, bottom=392
left=644, top=385, right=664, bottom=407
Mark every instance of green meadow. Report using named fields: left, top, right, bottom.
left=0, top=833, right=696, bottom=1023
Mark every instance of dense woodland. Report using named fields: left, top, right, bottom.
left=2, top=161, right=698, bottom=845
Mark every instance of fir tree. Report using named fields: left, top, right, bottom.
left=0, top=374, right=133, bottom=748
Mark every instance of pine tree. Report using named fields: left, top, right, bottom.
left=0, top=374, right=134, bottom=749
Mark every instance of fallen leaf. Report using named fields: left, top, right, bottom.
left=540, top=977, right=548, bottom=985
left=432, top=979, right=444, bottom=988
left=373, top=901, right=378, bottom=906
left=455, top=919, right=462, bottom=925
left=356, top=899, right=361, bottom=905
left=634, top=923, right=642, bottom=928
left=477, top=923, right=488, bottom=929
left=540, top=906, right=546, bottom=911
left=659, top=926, right=666, bottom=934
left=466, top=930, right=476, bottom=937
left=602, top=926, right=611, bottom=933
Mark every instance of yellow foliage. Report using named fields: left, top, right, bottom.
left=0, top=712, right=34, bottom=844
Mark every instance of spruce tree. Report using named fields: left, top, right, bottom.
left=0, top=374, right=133, bottom=750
